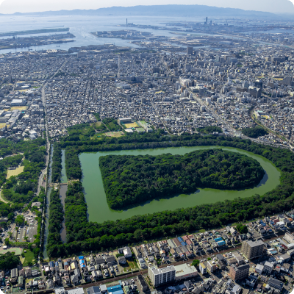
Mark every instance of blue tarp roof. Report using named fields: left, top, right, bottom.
left=111, top=291, right=124, bottom=294
left=107, top=285, right=122, bottom=292
left=215, top=237, right=223, bottom=242
left=78, top=256, right=84, bottom=260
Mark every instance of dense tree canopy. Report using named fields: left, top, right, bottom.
left=242, top=126, right=268, bottom=138
left=64, top=182, right=88, bottom=243
left=47, top=189, right=64, bottom=250
left=0, top=154, right=23, bottom=187
left=0, top=252, right=20, bottom=270
left=102, top=118, right=121, bottom=131
left=52, top=143, right=62, bottom=183
left=15, top=215, right=25, bottom=226
left=236, top=223, right=248, bottom=234
left=100, top=149, right=265, bottom=209
left=1, top=139, right=46, bottom=204
left=197, top=126, right=222, bottom=134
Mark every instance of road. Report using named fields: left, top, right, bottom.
left=190, top=91, right=236, bottom=134
left=151, top=99, right=171, bottom=134
left=249, top=107, right=292, bottom=147
left=36, top=60, right=68, bottom=195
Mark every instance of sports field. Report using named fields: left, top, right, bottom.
left=10, top=106, right=27, bottom=111
left=0, top=123, right=6, bottom=129
left=125, top=122, right=139, bottom=128
left=138, top=120, right=148, bottom=128
left=105, top=131, right=124, bottom=137
left=7, top=166, right=24, bottom=179
left=0, top=247, right=22, bottom=255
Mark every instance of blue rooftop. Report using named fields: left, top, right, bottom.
left=107, top=285, right=122, bottom=292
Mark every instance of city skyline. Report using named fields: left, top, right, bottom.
left=0, top=0, right=294, bottom=14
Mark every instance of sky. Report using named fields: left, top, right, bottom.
left=0, top=0, right=294, bottom=14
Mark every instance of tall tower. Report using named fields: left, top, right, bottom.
left=118, top=55, right=121, bottom=79
left=126, top=18, right=128, bottom=27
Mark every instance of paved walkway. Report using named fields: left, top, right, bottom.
left=0, top=189, right=9, bottom=204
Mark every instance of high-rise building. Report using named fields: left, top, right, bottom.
left=229, top=264, right=250, bottom=281
left=199, top=263, right=207, bottom=275
left=148, top=266, right=176, bottom=287
left=241, top=240, right=265, bottom=260
left=187, top=46, right=193, bottom=55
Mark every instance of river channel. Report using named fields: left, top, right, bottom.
left=78, top=146, right=281, bottom=223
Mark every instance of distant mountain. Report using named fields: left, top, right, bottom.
left=1, top=5, right=277, bottom=18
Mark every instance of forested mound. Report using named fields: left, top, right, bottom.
left=100, top=149, right=265, bottom=209
left=242, top=126, right=268, bottom=138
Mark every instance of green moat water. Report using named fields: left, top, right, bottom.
left=77, top=146, right=281, bottom=223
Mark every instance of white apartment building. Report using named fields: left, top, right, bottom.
left=199, top=263, right=207, bottom=275
left=148, top=266, right=176, bottom=287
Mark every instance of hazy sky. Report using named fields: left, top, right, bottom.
left=0, top=0, right=294, bottom=14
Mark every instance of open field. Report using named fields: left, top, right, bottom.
left=0, top=247, right=22, bottom=255
left=7, top=166, right=24, bottom=179
left=10, top=106, right=27, bottom=111
left=105, top=131, right=124, bottom=137
left=17, top=89, right=30, bottom=93
left=123, top=259, right=139, bottom=273
left=0, top=123, right=6, bottom=129
left=91, top=133, right=105, bottom=140
left=22, top=249, right=34, bottom=266
left=138, top=120, right=148, bottom=128
left=91, top=122, right=102, bottom=128
left=125, top=122, right=139, bottom=128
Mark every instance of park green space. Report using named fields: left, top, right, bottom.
left=22, top=249, right=34, bottom=266
left=79, top=146, right=281, bottom=223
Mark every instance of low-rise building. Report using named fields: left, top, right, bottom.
left=207, top=261, right=217, bottom=273
left=174, top=263, right=198, bottom=280
left=268, top=278, right=283, bottom=291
